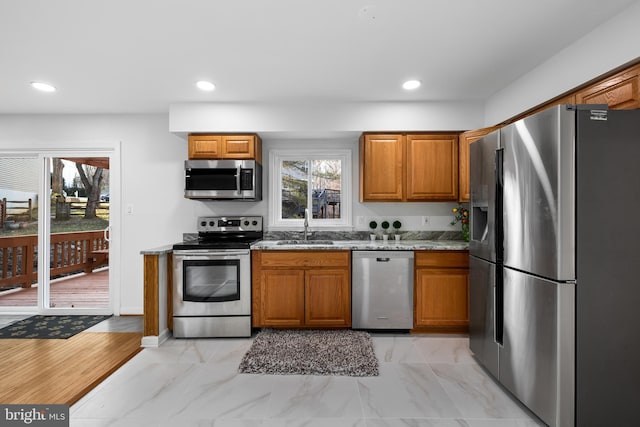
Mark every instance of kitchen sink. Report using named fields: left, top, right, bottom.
left=276, top=240, right=334, bottom=245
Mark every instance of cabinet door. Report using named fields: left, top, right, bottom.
left=222, top=135, right=255, bottom=159
left=458, top=127, right=498, bottom=202
left=406, top=134, right=458, bottom=201
left=575, top=65, right=640, bottom=109
left=360, top=134, right=404, bottom=201
left=305, top=269, right=351, bottom=327
left=260, top=269, right=305, bottom=327
left=415, top=268, right=469, bottom=328
left=188, top=135, right=221, bottom=159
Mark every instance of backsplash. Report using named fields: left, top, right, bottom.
left=263, top=230, right=464, bottom=241
left=183, top=230, right=464, bottom=241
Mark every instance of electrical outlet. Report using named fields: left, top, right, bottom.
left=422, top=216, right=430, bottom=225
left=356, top=216, right=365, bottom=226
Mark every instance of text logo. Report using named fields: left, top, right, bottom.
left=1, top=405, right=68, bottom=426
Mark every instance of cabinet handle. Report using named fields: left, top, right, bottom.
left=376, top=257, right=390, bottom=262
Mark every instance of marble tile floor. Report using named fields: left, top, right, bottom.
left=85, top=315, right=143, bottom=333
left=69, top=332, right=546, bottom=427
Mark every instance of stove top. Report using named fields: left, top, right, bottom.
left=173, top=215, right=263, bottom=250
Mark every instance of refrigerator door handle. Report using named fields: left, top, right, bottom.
left=494, top=148, right=504, bottom=346
left=495, top=148, right=504, bottom=262
left=495, top=265, right=504, bottom=345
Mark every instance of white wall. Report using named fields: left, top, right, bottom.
left=485, top=1, right=640, bottom=125
left=170, top=101, right=484, bottom=136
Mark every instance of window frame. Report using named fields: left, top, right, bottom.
left=269, top=149, right=352, bottom=229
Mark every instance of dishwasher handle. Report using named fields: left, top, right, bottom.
left=352, top=251, right=415, bottom=261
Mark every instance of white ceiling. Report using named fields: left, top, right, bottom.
left=1, top=0, right=638, bottom=114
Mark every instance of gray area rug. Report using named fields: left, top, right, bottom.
left=238, top=329, right=379, bottom=376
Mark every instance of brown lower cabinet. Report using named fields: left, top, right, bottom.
left=252, top=250, right=351, bottom=328
left=413, top=250, right=469, bottom=333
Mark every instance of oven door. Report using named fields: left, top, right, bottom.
left=173, top=250, right=251, bottom=317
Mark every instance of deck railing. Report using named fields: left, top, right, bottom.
left=0, top=231, right=108, bottom=289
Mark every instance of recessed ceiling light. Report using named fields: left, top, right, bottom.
left=31, top=81, right=56, bottom=92
left=196, top=80, right=215, bottom=91
left=402, top=80, right=421, bottom=90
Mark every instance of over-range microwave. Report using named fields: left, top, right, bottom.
left=184, top=159, right=262, bottom=201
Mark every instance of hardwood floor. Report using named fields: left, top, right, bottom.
left=0, top=331, right=142, bottom=405
left=0, top=269, right=109, bottom=308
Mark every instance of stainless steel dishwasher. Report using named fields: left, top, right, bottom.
left=352, top=251, right=414, bottom=329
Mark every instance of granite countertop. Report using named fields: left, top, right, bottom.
left=140, top=231, right=469, bottom=254
left=140, top=244, right=174, bottom=255
left=251, top=239, right=468, bottom=251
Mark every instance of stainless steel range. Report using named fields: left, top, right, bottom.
left=172, top=216, right=263, bottom=338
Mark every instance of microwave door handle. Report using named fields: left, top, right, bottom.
left=236, top=165, right=242, bottom=195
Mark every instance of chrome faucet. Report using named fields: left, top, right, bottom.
left=303, top=208, right=310, bottom=241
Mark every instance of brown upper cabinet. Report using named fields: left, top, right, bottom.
left=188, top=133, right=262, bottom=163
left=575, top=64, right=640, bottom=109
left=360, top=133, right=459, bottom=202
left=509, top=63, right=640, bottom=125
left=457, top=126, right=499, bottom=202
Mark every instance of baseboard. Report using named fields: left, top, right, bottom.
left=411, top=325, right=469, bottom=334
left=119, top=306, right=143, bottom=316
left=140, top=328, right=171, bottom=348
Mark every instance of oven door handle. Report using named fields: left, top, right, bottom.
left=174, top=250, right=250, bottom=258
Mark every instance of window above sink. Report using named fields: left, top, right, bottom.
left=269, top=149, right=352, bottom=229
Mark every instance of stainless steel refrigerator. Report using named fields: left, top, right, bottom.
left=469, top=104, right=640, bottom=427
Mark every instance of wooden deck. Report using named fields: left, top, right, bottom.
left=0, top=269, right=109, bottom=308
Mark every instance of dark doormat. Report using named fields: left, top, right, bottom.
left=238, top=328, right=379, bottom=376
left=0, top=315, right=112, bottom=339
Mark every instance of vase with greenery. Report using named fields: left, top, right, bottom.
left=451, top=205, right=470, bottom=241
left=380, top=221, right=390, bottom=241
left=392, top=220, right=402, bottom=241
left=369, top=220, right=378, bottom=240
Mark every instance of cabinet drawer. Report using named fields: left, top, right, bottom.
left=260, top=251, right=350, bottom=268
left=415, top=251, right=469, bottom=268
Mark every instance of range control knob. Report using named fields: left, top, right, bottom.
left=252, top=220, right=258, bottom=226
left=244, top=220, right=250, bottom=226
left=209, top=221, right=215, bottom=227
left=200, top=221, right=207, bottom=227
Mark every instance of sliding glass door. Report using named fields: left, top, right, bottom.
left=0, top=151, right=115, bottom=314
left=0, top=157, right=40, bottom=311
left=45, top=157, right=110, bottom=310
